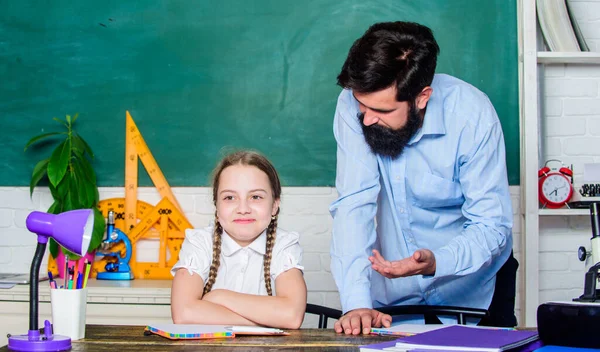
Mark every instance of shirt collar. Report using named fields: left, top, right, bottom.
left=408, top=74, right=446, bottom=144
left=221, top=229, right=267, bottom=256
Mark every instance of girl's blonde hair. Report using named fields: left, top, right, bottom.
left=203, top=151, right=282, bottom=296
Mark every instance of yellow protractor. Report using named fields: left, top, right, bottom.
left=96, top=197, right=190, bottom=279
left=128, top=197, right=191, bottom=279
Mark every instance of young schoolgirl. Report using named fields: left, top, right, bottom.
left=170, top=151, right=307, bottom=329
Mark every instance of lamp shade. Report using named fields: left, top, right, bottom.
left=26, top=209, right=94, bottom=256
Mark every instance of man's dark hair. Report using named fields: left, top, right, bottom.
left=337, top=21, right=440, bottom=102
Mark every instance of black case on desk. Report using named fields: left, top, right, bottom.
left=537, top=302, right=600, bottom=348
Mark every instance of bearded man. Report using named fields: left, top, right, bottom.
left=329, top=21, right=518, bottom=335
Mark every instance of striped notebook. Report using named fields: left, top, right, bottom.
left=144, top=324, right=288, bottom=340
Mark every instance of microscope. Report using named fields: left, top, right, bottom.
left=574, top=202, right=600, bottom=302
left=95, top=210, right=134, bottom=280
left=536, top=202, right=600, bottom=348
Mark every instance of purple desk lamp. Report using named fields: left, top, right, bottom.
left=8, top=209, right=94, bottom=351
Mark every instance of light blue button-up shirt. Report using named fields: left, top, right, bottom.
left=330, top=74, right=513, bottom=314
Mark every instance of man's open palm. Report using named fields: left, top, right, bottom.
left=369, top=249, right=436, bottom=278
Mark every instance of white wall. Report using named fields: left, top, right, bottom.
left=0, top=186, right=530, bottom=322
left=0, top=187, right=342, bottom=309
left=537, top=0, right=600, bottom=304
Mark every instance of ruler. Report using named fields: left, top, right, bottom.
left=125, top=111, right=190, bottom=268
left=125, top=111, right=183, bottom=232
left=127, top=197, right=191, bottom=279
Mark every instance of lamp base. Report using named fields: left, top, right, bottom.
left=8, top=329, right=71, bottom=351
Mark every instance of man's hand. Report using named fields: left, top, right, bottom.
left=369, top=249, right=436, bottom=278
left=334, top=308, right=392, bottom=335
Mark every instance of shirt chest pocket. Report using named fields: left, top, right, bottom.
left=409, top=172, right=464, bottom=208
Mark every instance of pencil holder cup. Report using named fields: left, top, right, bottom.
left=50, top=288, right=88, bottom=340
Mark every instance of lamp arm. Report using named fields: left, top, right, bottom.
left=29, top=242, right=47, bottom=331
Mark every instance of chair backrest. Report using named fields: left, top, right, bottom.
left=376, top=305, right=488, bottom=325
left=305, top=303, right=342, bottom=329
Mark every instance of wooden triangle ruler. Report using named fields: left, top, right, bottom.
left=125, top=110, right=183, bottom=232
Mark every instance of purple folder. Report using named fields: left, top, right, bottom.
left=394, top=325, right=539, bottom=351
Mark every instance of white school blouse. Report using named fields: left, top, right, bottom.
left=171, top=226, right=304, bottom=296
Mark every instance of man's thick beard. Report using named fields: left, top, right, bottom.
left=359, top=104, right=423, bottom=159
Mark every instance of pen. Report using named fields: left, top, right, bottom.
left=72, top=259, right=79, bottom=289
left=76, top=273, right=83, bottom=289
left=83, top=259, right=91, bottom=289
left=68, top=266, right=74, bottom=289
left=64, top=259, right=69, bottom=288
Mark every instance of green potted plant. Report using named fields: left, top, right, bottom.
left=25, top=113, right=105, bottom=267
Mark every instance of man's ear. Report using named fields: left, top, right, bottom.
left=415, top=86, right=433, bottom=110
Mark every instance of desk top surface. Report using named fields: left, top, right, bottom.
left=1, top=325, right=396, bottom=351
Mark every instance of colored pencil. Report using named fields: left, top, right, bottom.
left=83, top=259, right=91, bottom=289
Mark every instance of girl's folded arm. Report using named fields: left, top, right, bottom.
left=170, top=268, right=256, bottom=325
left=202, top=268, right=307, bottom=329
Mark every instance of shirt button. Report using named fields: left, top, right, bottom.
left=396, top=176, right=401, bottom=180
left=399, top=208, right=405, bottom=213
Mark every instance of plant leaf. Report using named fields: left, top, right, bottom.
left=47, top=140, right=69, bottom=187
left=49, top=238, right=59, bottom=259
left=68, top=171, right=82, bottom=209
left=47, top=200, right=61, bottom=214
left=71, top=136, right=85, bottom=157
left=54, top=171, right=70, bottom=202
left=62, top=247, right=80, bottom=261
left=79, top=175, right=95, bottom=208
left=87, top=207, right=106, bottom=253
left=47, top=202, right=62, bottom=258
left=71, top=162, right=88, bottom=207
left=63, top=191, right=74, bottom=211
left=65, top=114, right=71, bottom=124
left=53, top=117, right=68, bottom=128
left=24, top=132, right=63, bottom=151
left=73, top=134, right=94, bottom=159
left=48, top=182, right=59, bottom=201
left=75, top=155, right=97, bottom=185
left=71, top=113, right=79, bottom=124
left=29, top=158, right=49, bottom=197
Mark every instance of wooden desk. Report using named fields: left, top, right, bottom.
left=1, top=325, right=397, bottom=351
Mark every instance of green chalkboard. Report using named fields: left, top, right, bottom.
left=0, top=1, right=519, bottom=186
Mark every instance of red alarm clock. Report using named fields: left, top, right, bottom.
left=538, top=160, right=574, bottom=209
